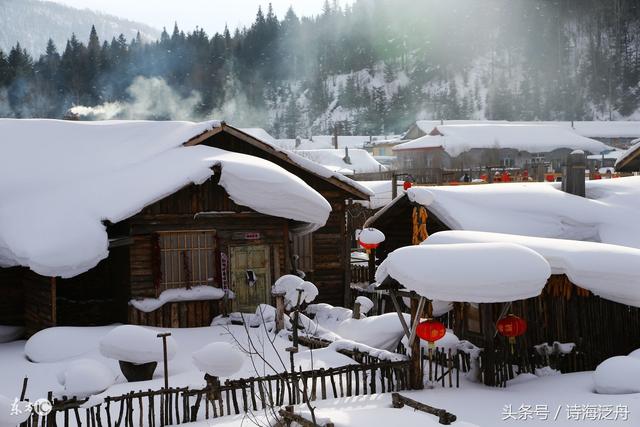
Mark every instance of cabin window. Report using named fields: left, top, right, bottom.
left=466, top=302, right=482, bottom=334
left=158, top=230, right=217, bottom=290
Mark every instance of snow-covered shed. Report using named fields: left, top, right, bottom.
left=0, top=119, right=370, bottom=335
left=615, top=138, right=640, bottom=172
left=367, top=179, right=640, bottom=370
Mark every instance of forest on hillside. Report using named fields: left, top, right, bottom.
left=1, top=0, right=639, bottom=136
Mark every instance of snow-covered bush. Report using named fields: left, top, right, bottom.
left=0, top=395, right=31, bottom=426
left=594, top=356, right=640, bottom=394
left=192, top=342, right=245, bottom=377
left=99, top=325, right=177, bottom=364
left=57, top=359, right=115, bottom=397
left=272, top=275, right=318, bottom=310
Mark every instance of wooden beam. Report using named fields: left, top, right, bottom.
left=182, top=126, right=224, bottom=146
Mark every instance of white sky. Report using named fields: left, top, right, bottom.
left=49, top=0, right=353, bottom=35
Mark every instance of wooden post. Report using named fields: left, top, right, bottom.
left=391, top=174, right=398, bottom=199
left=157, top=332, right=172, bottom=390
left=410, top=298, right=423, bottom=390
left=367, top=248, right=376, bottom=284
left=352, top=302, right=361, bottom=319
left=274, top=293, right=285, bottom=333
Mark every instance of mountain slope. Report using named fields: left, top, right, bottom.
left=0, top=0, right=159, bottom=54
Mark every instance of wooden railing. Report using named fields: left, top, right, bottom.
left=24, top=360, right=411, bottom=427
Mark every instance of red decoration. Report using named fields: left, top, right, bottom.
left=416, top=319, right=446, bottom=344
left=358, top=240, right=379, bottom=251
left=497, top=314, right=527, bottom=343
left=545, top=174, right=555, bottom=182
left=403, top=181, right=413, bottom=190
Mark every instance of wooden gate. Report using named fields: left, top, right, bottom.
left=230, top=245, right=271, bottom=312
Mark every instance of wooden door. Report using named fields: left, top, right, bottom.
left=229, top=245, right=271, bottom=313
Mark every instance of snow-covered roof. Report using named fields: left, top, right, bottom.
left=296, top=149, right=387, bottom=175
left=395, top=124, right=613, bottom=157
left=228, top=129, right=373, bottom=198
left=411, top=120, right=640, bottom=139
left=615, top=138, right=640, bottom=171
left=354, top=180, right=400, bottom=209
left=0, top=119, right=331, bottom=278
left=239, top=128, right=277, bottom=144
left=587, top=150, right=625, bottom=161
left=310, top=135, right=372, bottom=149
left=376, top=242, right=551, bottom=302
left=403, top=177, right=640, bottom=249
left=425, top=231, right=640, bottom=307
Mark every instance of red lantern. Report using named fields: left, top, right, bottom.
left=403, top=181, right=413, bottom=191
left=416, top=319, right=446, bottom=346
left=497, top=314, right=527, bottom=345
left=358, top=240, right=379, bottom=251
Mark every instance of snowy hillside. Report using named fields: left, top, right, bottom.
left=0, top=0, right=159, bottom=54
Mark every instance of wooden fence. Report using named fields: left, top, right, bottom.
left=24, top=360, right=410, bottom=427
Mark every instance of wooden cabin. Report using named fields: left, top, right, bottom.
left=197, top=125, right=371, bottom=307
left=365, top=189, right=640, bottom=371
left=0, top=120, right=370, bottom=336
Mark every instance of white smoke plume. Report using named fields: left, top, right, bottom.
left=70, top=76, right=203, bottom=120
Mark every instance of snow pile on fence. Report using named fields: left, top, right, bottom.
left=192, top=342, right=245, bottom=377
left=376, top=243, right=551, bottom=302
left=57, top=359, right=115, bottom=397
left=425, top=231, right=640, bottom=307
left=129, top=286, right=233, bottom=313
left=0, top=119, right=331, bottom=278
left=99, top=325, right=177, bottom=364
left=272, top=275, right=319, bottom=309
left=407, top=177, right=640, bottom=249
left=307, top=303, right=408, bottom=351
left=594, top=356, right=640, bottom=394
left=327, top=339, right=407, bottom=362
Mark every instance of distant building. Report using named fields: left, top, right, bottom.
left=394, top=124, right=614, bottom=173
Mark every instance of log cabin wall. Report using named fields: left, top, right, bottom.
left=455, top=275, right=640, bottom=370
left=0, top=266, right=25, bottom=325
left=125, top=178, right=289, bottom=327
left=23, top=271, right=56, bottom=336
left=202, top=132, right=361, bottom=307
left=55, top=249, right=127, bottom=326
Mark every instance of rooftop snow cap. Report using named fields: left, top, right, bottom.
left=376, top=243, right=551, bottom=302
left=0, top=119, right=331, bottom=278
left=424, top=231, right=640, bottom=308
left=401, top=177, right=640, bottom=249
